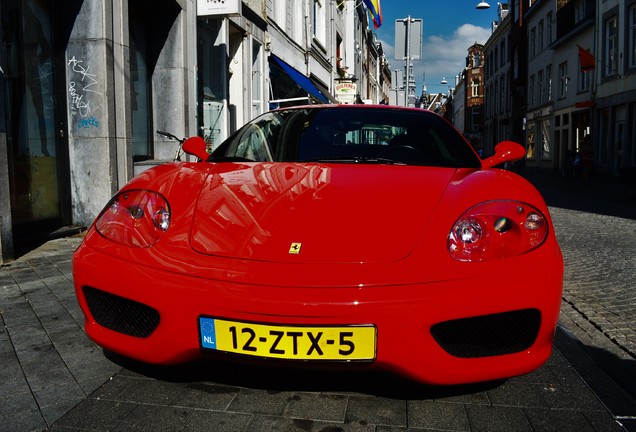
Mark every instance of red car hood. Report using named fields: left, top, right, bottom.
left=190, top=162, right=455, bottom=263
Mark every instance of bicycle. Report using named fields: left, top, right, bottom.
left=156, top=130, right=210, bottom=162
left=156, top=130, right=187, bottom=161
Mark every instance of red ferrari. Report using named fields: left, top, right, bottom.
left=72, top=105, right=563, bottom=385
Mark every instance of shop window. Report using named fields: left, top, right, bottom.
left=598, top=109, right=609, bottom=165
left=198, top=19, right=227, bottom=150
left=251, top=39, right=263, bottom=119
left=499, top=78, right=505, bottom=113
left=547, top=64, right=552, bottom=101
left=541, top=119, right=551, bottom=160
left=578, top=68, right=591, bottom=93
left=129, top=3, right=153, bottom=161
left=313, top=0, right=326, bottom=45
left=631, top=107, right=636, bottom=165
left=3, top=0, right=67, bottom=232
left=604, top=15, right=618, bottom=77
left=529, top=75, right=535, bottom=107
left=538, top=70, right=544, bottom=104
left=128, top=0, right=179, bottom=161
left=471, top=79, right=480, bottom=97
left=574, top=0, right=586, bottom=24
left=530, top=27, right=536, bottom=57
left=558, top=61, right=568, bottom=99
left=527, top=123, right=536, bottom=159
left=629, top=3, right=636, bottom=70
left=561, top=129, right=569, bottom=155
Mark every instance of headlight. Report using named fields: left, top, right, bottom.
left=95, top=190, right=171, bottom=248
left=448, top=201, right=548, bottom=262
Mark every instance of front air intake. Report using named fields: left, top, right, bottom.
left=430, top=309, right=541, bottom=358
left=83, top=286, right=160, bottom=338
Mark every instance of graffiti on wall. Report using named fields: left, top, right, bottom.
left=67, top=56, right=102, bottom=128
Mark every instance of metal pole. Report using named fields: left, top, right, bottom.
left=405, top=16, right=411, bottom=107
left=392, top=69, right=402, bottom=106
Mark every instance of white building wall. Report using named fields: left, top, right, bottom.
left=595, top=0, right=636, bottom=101
left=484, top=11, right=512, bottom=156
left=594, top=0, right=636, bottom=174
left=453, top=79, right=466, bottom=134
left=525, top=0, right=556, bottom=169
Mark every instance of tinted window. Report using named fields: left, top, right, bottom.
left=211, top=108, right=480, bottom=168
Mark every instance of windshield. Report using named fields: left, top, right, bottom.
left=210, top=107, right=481, bottom=168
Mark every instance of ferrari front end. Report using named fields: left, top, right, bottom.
left=73, top=155, right=563, bottom=385
left=73, top=232, right=562, bottom=385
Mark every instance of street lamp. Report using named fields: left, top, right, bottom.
left=476, top=1, right=490, bottom=9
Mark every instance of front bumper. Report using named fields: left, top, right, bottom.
left=73, top=243, right=563, bottom=385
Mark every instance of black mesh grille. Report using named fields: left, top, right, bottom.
left=430, top=309, right=541, bottom=358
left=83, top=286, right=160, bottom=338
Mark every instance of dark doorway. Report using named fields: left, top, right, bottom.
left=1, top=0, right=73, bottom=253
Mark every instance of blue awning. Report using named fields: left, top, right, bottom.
left=270, top=55, right=329, bottom=104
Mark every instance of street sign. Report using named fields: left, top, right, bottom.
left=395, top=18, right=423, bottom=61
left=392, top=69, right=404, bottom=87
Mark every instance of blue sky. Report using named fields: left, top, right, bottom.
left=374, top=1, right=499, bottom=95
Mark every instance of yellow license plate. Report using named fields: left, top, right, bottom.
left=199, top=317, right=376, bottom=361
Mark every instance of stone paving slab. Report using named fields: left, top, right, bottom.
left=0, top=237, right=120, bottom=432
left=42, top=343, right=626, bottom=432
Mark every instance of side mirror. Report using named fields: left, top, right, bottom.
left=482, top=141, right=526, bottom=169
left=182, top=136, right=209, bottom=161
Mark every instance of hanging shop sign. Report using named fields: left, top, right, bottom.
left=335, top=81, right=357, bottom=104
left=197, top=0, right=241, bottom=16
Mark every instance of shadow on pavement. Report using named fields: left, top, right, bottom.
left=575, top=343, right=636, bottom=414
left=522, top=170, right=636, bottom=221
left=555, top=326, right=636, bottom=421
left=104, top=349, right=505, bottom=400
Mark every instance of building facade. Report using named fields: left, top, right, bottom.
left=0, top=0, right=387, bottom=262
left=1, top=0, right=198, bottom=261
left=484, top=4, right=513, bottom=157
left=525, top=0, right=557, bottom=170
left=481, top=0, right=634, bottom=179
left=450, top=43, right=486, bottom=154
left=464, top=43, right=486, bottom=151
left=508, top=0, right=529, bottom=148
left=549, top=0, right=595, bottom=173
left=594, top=0, right=636, bottom=176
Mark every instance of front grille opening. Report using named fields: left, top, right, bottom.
left=430, top=308, right=541, bottom=358
left=83, top=286, right=160, bottom=338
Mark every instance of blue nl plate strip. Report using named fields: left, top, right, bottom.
left=199, top=317, right=217, bottom=349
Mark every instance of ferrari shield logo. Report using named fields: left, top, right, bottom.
left=289, top=243, right=302, bottom=254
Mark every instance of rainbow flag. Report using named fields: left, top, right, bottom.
left=363, top=0, right=382, bottom=29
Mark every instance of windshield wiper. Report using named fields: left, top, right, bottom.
left=209, top=156, right=256, bottom=162
left=301, top=156, right=406, bottom=165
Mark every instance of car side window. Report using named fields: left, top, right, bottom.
left=232, top=123, right=273, bottom=161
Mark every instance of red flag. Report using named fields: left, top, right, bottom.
left=578, top=45, right=595, bottom=71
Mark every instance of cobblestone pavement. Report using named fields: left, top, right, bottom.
left=1, top=170, right=635, bottom=432
left=523, top=170, right=636, bottom=426
left=556, top=208, right=636, bottom=358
